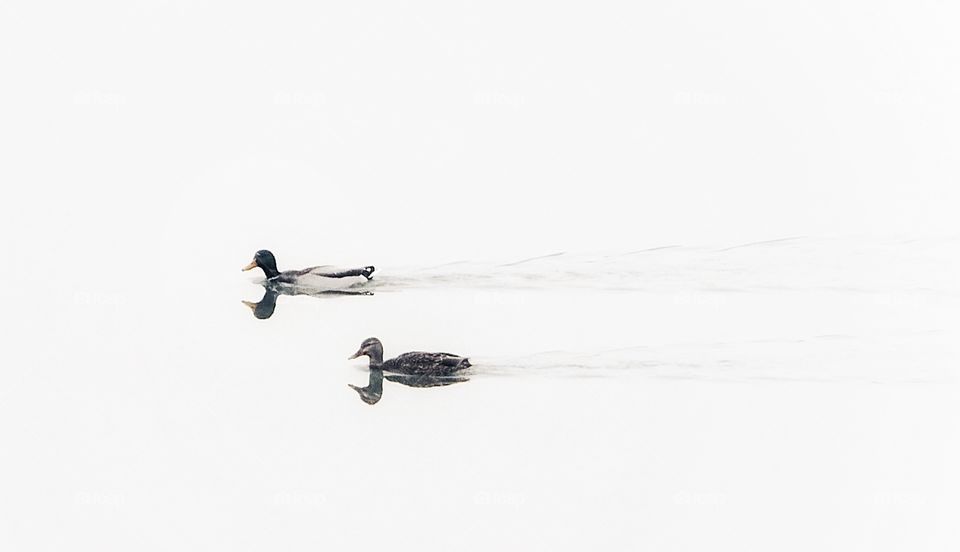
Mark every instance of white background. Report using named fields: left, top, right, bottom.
left=2, top=1, right=959, bottom=267
left=1, top=2, right=958, bottom=551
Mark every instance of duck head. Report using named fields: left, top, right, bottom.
left=349, top=337, right=385, bottom=366
left=242, top=250, right=280, bottom=279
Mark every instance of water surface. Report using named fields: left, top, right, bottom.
left=2, top=237, right=958, bottom=550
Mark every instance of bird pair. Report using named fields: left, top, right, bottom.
left=243, top=250, right=472, bottom=377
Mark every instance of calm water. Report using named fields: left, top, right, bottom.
left=2, top=238, right=958, bottom=550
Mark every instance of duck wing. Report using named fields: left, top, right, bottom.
left=297, top=265, right=375, bottom=279
left=273, top=265, right=375, bottom=288
left=437, top=353, right=471, bottom=369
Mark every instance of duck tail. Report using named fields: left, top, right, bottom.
left=361, top=266, right=375, bottom=280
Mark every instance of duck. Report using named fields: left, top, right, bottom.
left=348, top=337, right=471, bottom=376
left=242, top=249, right=374, bottom=289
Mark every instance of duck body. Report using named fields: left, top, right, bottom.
left=350, top=337, right=471, bottom=376
left=243, top=250, right=374, bottom=290
left=271, top=264, right=375, bottom=289
left=381, top=352, right=472, bottom=376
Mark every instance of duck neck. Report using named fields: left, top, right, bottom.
left=260, top=263, right=280, bottom=279
left=368, top=351, right=385, bottom=367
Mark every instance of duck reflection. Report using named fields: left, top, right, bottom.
left=242, top=284, right=372, bottom=320
left=242, top=287, right=280, bottom=319
left=348, top=368, right=470, bottom=405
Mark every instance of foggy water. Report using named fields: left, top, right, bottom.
left=2, top=237, right=957, bottom=550
left=5, top=1, right=960, bottom=548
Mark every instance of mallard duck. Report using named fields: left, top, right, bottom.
left=348, top=337, right=471, bottom=375
left=242, top=249, right=374, bottom=289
